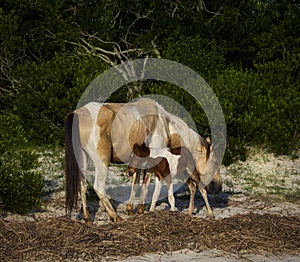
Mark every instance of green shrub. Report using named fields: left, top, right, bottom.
left=11, top=54, right=108, bottom=144
left=254, top=55, right=300, bottom=155
left=211, top=66, right=299, bottom=164
left=0, top=114, right=44, bottom=213
left=0, top=163, right=44, bottom=214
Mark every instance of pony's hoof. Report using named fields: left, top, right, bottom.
left=137, top=204, right=145, bottom=214
left=127, top=210, right=135, bottom=216
left=208, top=213, right=215, bottom=219
left=126, top=204, right=134, bottom=216
left=110, top=215, right=123, bottom=223
left=115, top=216, right=123, bottom=222
left=85, top=219, right=93, bottom=226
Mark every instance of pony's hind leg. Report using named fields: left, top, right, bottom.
left=80, top=178, right=92, bottom=224
left=127, top=170, right=141, bottom=215
left=77, top=148, right=92, bottom=224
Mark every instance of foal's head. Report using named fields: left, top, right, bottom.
left=133, top=142, right=150, bottom=157
left=126, top=142, right=150, bottom=177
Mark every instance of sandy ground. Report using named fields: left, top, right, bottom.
left=2, top=148, right=300, bottom=261
left=120, top=249, right=300, bottom=262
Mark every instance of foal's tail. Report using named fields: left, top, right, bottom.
left=64, top=112, right=82, bottom=216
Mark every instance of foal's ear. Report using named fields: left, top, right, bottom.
left=141, top=142, right=149, bottom=151
left=133, top=143, right=138, bottom=152
left=206, top=137, right=211, bottom=144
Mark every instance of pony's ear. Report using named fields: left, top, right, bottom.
left=206, top=137, right=211, bottom=144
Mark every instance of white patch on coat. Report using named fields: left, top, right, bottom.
left=84, top=102, right=102, bottom=152
left=148, top=134, right=164, bottom=149
left=129, top=106, right=142, bottom=120
left=147, top=114, right=169, bottom=148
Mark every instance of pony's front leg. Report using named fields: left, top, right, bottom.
left=198, top=181, right=214, bottom=219
left=149, top=176, right=162, bottom=212
left=165, top=175, right=175, bottom=211
left=126, top=170, right=141, bottom=215
left=137, top=170, right=151, bottom=214
left=94, top=172, right=122, bottom=222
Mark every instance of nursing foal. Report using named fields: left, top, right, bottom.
left=126, top=142, right=214, bottom=218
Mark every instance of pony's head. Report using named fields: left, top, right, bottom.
left=205, top=168, right=222, bottom=194
left=203, top=140, right=222, bottom=194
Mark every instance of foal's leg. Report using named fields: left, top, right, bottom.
left=149, top=176, right=162, bottom=212
left=126, top=170, right=141, bottom=215
left=198, top=181, right=214, bottom=219
left=165, top=175, right=176, bottom=211
left=137, top=170, right=151, bottom=214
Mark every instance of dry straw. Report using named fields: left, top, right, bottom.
left=1, top=211, right=299, bottom=261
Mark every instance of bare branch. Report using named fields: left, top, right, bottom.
left=0, top=48, right=23, bottom=95
left=124, top=9, right=154, bottom=45
left=140, top=55, right=149, bottom=80
left=199, top=0, right=221, bottom=16
left=151, top=40, right=161, bottom=59
left=67, top=30, right=161, bottom=100
left=41, top=26, right=56, bottom=39
left=110, top=10, right=121, bottom=29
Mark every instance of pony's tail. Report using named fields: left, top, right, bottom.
left=64, top=112, right=81, bottom=217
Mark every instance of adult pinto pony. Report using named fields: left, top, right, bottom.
left=65, top=98, right=221, bottom=223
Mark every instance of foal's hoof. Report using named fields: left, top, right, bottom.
left=137, top=204, right=145, bottom=214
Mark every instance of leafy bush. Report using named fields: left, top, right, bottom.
left=1, top=0, right=299, bottom=168
left=163, top=36, right=226, bottom=80
left=0, top=114, right=44, bottom=213
left=0, top=156, right=44, bottom=214
left=254, top=55, right=300, bottom=155
left=211, top=66, right=299, bottom=164
left=11, top=54, right=108, bottom=144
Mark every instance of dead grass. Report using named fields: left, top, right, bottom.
left=1, top=211, right=299, bottom=261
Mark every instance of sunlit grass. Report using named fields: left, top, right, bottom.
left=225, top=158, right=300, bottom=202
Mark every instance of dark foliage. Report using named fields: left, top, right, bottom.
left=0, top=0, right=299, bottom=166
